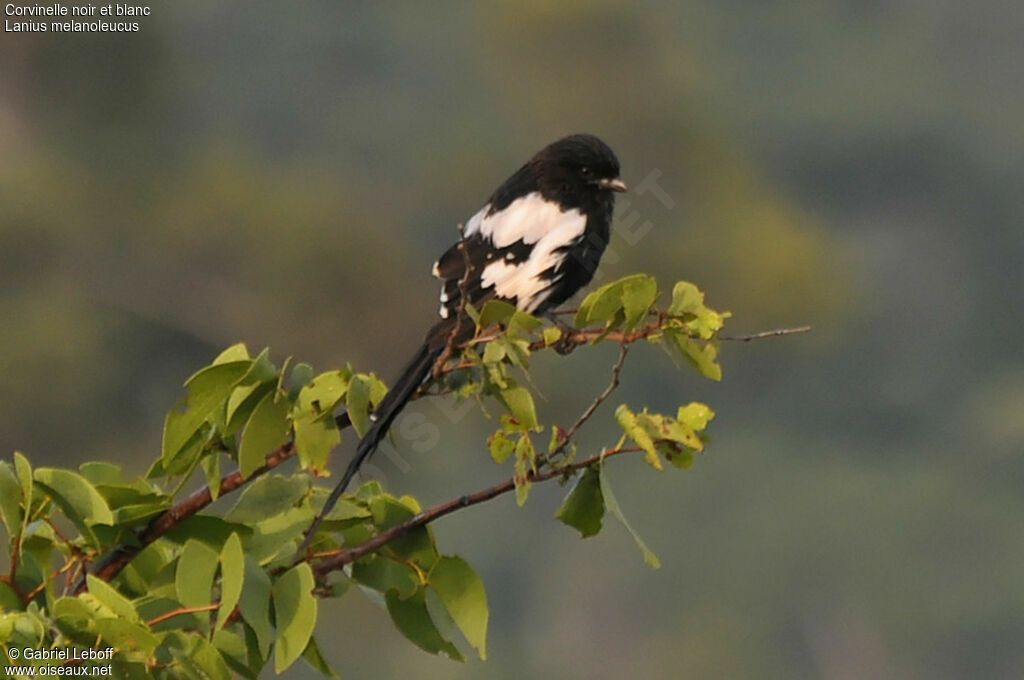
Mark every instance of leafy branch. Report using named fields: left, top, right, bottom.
left=311, top=341, right=634, bottom=576
left=312, top=444, right=646, bottom=577
left=0, top=274, right=807, bottom=679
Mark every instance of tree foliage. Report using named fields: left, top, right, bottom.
left=0, top=276, right=729, bottom=678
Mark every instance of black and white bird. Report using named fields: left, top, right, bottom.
left=302, top=134, right=626, bottom=551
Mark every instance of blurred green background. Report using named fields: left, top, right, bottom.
left=3, top=1, right=1024, bottom=677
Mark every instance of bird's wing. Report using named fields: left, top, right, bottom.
left=432, top=193, right=587, bottom=316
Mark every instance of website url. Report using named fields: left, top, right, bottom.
left=4, top=666, right=112, bottom=677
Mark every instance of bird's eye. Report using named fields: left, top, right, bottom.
left=580, top=166, right=591, bottom=176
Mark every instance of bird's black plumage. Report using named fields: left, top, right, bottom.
left=299, top=134, right=626, bottom=556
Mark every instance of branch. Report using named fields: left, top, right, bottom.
left=87, top=410, right=356, bottom=587
left=312, top=322, right=811, bottom=578
left=719, top=325, right=811, bottom=341
left=86, top=315, right=808, bottom=588
left=84, top=440, right=300, bottom=587
left=312, top=444, right=644, bottom=578
left=544, top=342, right=628, bottom=465
left=563, top=342, right=628, bottom=443
left=443, top=320, right=809, bottom=379
left=26, top=555, right=81, bottom=601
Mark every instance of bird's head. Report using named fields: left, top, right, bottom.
left=532, top=134, right=627, bottom=203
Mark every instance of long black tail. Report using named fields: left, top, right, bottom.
left=298, top=318, right=456, bottom=557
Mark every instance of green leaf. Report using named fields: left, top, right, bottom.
left=309, top=488, right=371, bottom=521
left=213, top=343, right=250, bottom=364
left=272, top=563, right=317, bottom=674
left=225, top=382, right=273, bottom=438
left=92, top=618, right=159, bottom=661
left=14, top=452, right=32, bottom=508
left=662, top=444, right=695, bottom=470
left=238, top=390, right=291, bottom=479
left=678, top=402, right=715, bottom=431
left=241, top=347, right=279, bottom=385
left=542, top=325, right=562, bottom=347
left=156, top=429, right=205, bottom=479
left=0, top=581, right=21, bottom=611
left=680, top=338, right=722, bottom=381
left=164, top=515, right=250, bottom=549
left=614, top=405, right=663, bottom=471
left=301, top=636, right=340, bottom=679
left=85, top=574, right=140, bottom=622
left=0, top=462, right=23, bottom=547
left=513, top=434, right=536, bottom=506
left=386, top=589, right=464, bottom=661
left=574, top=274, right=655, bottom=329
left=574, top=283, right=618, bottom=328
left=620, top=274, right=658, bottom=330
left=176, top=539, right=220, bottom=613
left=501, top=386, right=539, bottom=430
left=487, top=430, right=515, bottom=464
left=477, top=299, right=518, bottom=328
left=556, top=466, right=605, bottom=537
left=163, top=360, right=252, bottom=466
left=217, top=533, right=245, bottom=633
left=368, top=496, right=440, bottom=569
left=34, top=468, right=114, bottom=547
left=503, top=336, right=532, bottom=368
left=201, top=451, right=222, bottom=501
left=481, top=340, right=507, bottom=365
left=369, top=494, right=420, bottom=527
left=292, top=370, right=349, bottom=472
left=239, top=557, right=273, bottom=659
left=213, top=628, right=259, bottom=680
left=52, top=596, right=96, bottom=636
left=508, top=308, right=543, bottom=335
left=429, top=556, right=488, bottom=660
left=667, top=280, right=704, bottom=316
left=667, top=281, right=728, bottom=339
left=295, top=369, right=350, bottom=416
left=174, top=632, right=233, bottom=680
left=293, top=414, right=340, bottom=474
left=598, top=453, right=661, bottom=569
left=225, top=474, right=307, bottom=523
left=244, top=507, right=313, bottom=565
left=78, top=461, right=124, bottom=486
left=347, top=374, right=372, bottom=437
left=219, top=352, right=279, bottom=434
left=287, top=362, right=315, bottom=399
left=367, top=373, right=389, bottom=405
left=351, top=555, right=420, bottom=598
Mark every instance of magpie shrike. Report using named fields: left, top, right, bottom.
left=301, top=134, right=626, bottom=553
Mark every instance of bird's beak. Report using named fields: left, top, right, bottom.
left=597, top=177, right=628, bottom=192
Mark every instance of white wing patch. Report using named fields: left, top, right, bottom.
left=465, top=192, right=580, bottom=248
left=438, top=191, right=587, bottom=316
left=479, top=207, right=587, bottom=312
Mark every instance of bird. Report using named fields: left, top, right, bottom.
left=299, top=134, right=626, bottom=555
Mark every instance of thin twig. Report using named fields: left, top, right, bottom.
left=544, top=342, right=629, bottom=465
left=312, top=444, right=643, bottom=577
left=146, top=603, right=220, bottom=627
left=719, top=326, right=811, bottom=341
left=25, top=556, right=81, bottom=602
